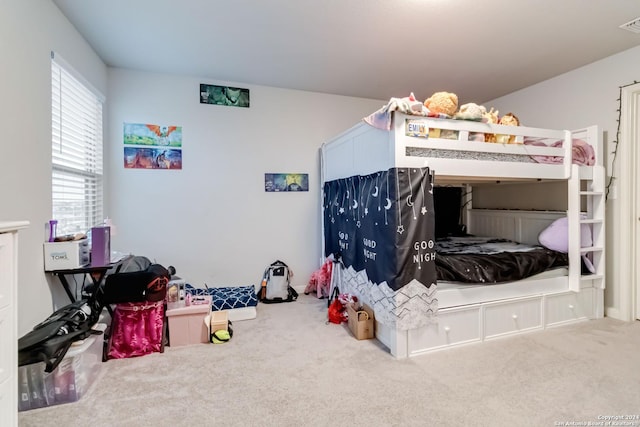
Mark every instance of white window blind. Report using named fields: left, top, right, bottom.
left=51, top=54, right=104, bottom=236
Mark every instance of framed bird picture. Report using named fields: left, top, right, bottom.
left=123, top=122, right=183, bottom=169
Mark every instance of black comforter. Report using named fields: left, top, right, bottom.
left=435, top=236, right=568, bottom=284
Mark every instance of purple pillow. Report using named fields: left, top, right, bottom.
left=538, top=216, right=592, bottom=253
left=538, top=216, right=595, bottom=273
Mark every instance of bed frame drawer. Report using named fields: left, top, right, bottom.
left=483, top=297, right=543, bottom=339
left=545, top=290, right=594, bottom=327
left=408, top=305, right=481, bottom=354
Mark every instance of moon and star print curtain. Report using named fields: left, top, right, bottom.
left=323, top=167, right=437, bottom=292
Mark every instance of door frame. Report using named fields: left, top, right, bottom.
left=618, top=83, right=640, bottom=321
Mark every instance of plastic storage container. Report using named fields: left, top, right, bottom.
left=18, top=323, right=106, bottom=411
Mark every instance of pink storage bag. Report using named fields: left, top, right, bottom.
left=107, top=300, right=165, bottom=359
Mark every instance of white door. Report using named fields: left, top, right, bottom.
left=636, top=93, right=640, bottom=321
left=628, top=84, right=640, bottom=321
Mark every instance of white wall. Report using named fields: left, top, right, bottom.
left=482, top=45, right=640, bottom=319
left=0, top=0, right=108, bottom=334
left=107, top=69, right=383, bottom=289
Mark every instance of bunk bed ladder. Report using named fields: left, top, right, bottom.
left=567, top=164, right=606, bottom=293
left=581, top=165, right=606, bottom=291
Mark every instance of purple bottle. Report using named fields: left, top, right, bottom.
left=48, top=220, right=58, bottom=242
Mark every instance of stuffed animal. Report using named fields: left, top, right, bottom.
left=305, top=258, right=333, bottom=298
left=387, top=92, right=425, bottom=115
left=453, top=103, right=488, bottom=141
left=454, top=103, right=486, bottom=121
left=424, top=91, right=458, bottom=117
left=483, top=108, right=499, bottom=143
left=496, top=112, right=521, bottom=144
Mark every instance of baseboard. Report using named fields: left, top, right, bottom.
left=605, top=307, right=629, bottom=321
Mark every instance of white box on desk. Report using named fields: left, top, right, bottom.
left=43, top=239, right=90, bottom=271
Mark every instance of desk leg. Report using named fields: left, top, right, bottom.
left=56, top=274, right=76, bottom=303
left=83, top=272, right=107, bottom=299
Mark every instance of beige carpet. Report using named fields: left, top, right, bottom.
left=19, top=295, right=640, bottom=427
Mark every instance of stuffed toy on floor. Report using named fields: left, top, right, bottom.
left=305, top=258, right=333, bottom=298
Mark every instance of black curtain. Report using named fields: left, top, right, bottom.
left=323, top=167, right=436, bottom=291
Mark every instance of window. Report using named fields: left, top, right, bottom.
left=51, top=53, right=104, bottom=236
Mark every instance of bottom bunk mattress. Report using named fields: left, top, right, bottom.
left=185, top=284, right=258, bottom=321
left=435, top=236, right=569, bottom=284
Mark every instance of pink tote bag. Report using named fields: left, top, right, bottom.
left=107, top=301, right=165, bottom=359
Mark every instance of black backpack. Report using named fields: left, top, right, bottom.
left=98, top=262, right=174, bottom=305
left=18, top=299, right=102, bottom=372
left=258, top=260, right=298, bottom=304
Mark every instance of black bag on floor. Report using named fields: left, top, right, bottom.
left=258, top=260, right=298, bottom=303
left=18, top=299, right=102, bottom=373
left=98, top=263, right=174, bottom=304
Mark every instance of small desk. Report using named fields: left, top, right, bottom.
left=49, top=265, right=111, bottom=303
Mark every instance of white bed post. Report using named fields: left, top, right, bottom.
left=463, top=184, right=472, bottom=233
left=391, top=113, right=404, bottom=166
left=319, top=146, right=327, bottom=266
left=567, top=164, right=581, bottom=292
left=562, top=130, right=573, bottom=179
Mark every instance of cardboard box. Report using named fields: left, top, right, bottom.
left=166, top=303, right=211, bottom=346
left=204, top=310, right=229, bottom=343
left=347, top=303, right=375, bottom=340
left=43, top=239, right=90, bottom=271
left=209, top=310, right=228, bottom=333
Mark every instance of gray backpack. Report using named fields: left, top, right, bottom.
left=259, top=260, right=298, bottom=303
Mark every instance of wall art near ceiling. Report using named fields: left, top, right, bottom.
left=123, top=122, right=183, bottom=169
left=200, top=84, right=250, bottom=108
left=265, top=173, right=309, bottom=192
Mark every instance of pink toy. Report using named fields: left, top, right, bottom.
left=305, top=257, right=333, bottom=298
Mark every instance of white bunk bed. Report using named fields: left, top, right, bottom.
left=321, top=112, right=605, bottom=358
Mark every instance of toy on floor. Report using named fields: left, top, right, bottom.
left=327, top=291, right=358, bottom=325
left=305, top=257, right=333, bottom=298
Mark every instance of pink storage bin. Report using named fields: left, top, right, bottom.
left=166, top=301, right=211, bottom=346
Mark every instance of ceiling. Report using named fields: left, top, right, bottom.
left=52, top=0, right=640, bottom=104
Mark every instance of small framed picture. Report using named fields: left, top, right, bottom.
left=200, top=84, right=250, bottom=108
left=265, top=173, right=309, bottom=192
